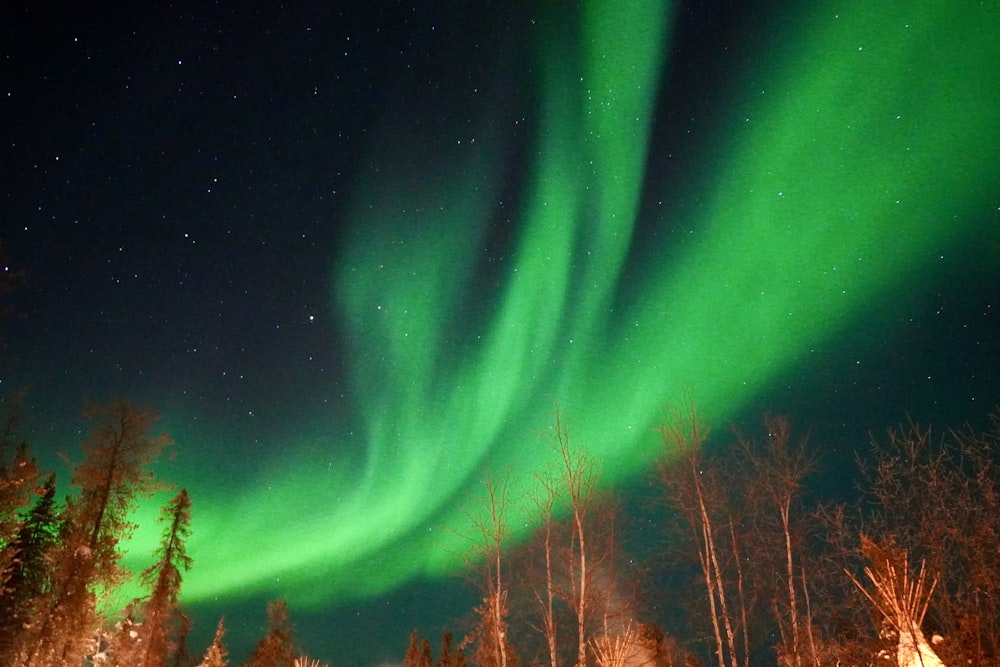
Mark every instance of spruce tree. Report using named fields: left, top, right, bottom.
left=243, top=598, right=295, bottom=667
left=0, top=473, right=60, bottom=661
left=138, top=489, right=193, bottom=667
left=0, top=436, right=42, bottom=591
left=197, top=617, right=229, bottom=667
left=404, top=630, right=421, bottom=667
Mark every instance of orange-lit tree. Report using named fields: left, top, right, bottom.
left=23, top=398, right=170, bottom=667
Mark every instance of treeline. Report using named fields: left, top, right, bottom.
left=0, top=394, right=326, bottom=667
left=412, top=405, right=1000, bottom=667
left=2, top=391, right=999, bottom=667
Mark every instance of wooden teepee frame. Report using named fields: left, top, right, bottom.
left=846, top=543, right=945, bottom=667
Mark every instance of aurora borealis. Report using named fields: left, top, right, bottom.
left=3, top=1, right=998, bottom=664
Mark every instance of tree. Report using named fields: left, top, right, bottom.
left=0, top=393, right=41, bottom=590
left=439, top=631, right=465, bottom=667
left=460, top=475, right=515, bottom=667
left=22, top=397, right=171, bottom=666
left=170, top=612, right=192, bottom=667
left=552, top=410, right=599, bottom=667
left=856, top=413, right=1000, bottom=665
left=107, top=611, right=143, bottom=666
left=243, top=598, right=296, bottom=667
left=197, top=617, right=229, bottom=667
left=526, top=467, right=561, bottom=667
left=517, top=409, right=626, bottom=667
left=656, top=403, right=746, bottom=667
left=736, top=415, right=816, bottom=667
left=0, top=473, right=61, bottom=661
left=137, top=488, right=193, bottom=667
left=404, top=630, right=426, bottom=667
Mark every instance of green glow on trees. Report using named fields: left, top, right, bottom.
left=119, top=1, right=998, bottom=610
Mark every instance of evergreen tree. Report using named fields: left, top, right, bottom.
left=242, top=598, right=295, bottom=667
left=0, top=440, right=40, bottom=535
left=138, top=489, right=193, bottom=667
left=403, top=631, right=433, bottom=667
left=197, top=617, right=229, bottom=667
left=0, top=473, right=60, bottom=661
left=420, top=638, right=433, bottom=667
left=0, top=400, right=41, bottom=592
left=404, top=630, right=422, bottom=667
left=107, top=611, right=143, bottom=666
left=170, top=611, right=192, bottom=667
left=438, top=632, right=454, bottom=667
left=23, top=397, right=171, bottom=667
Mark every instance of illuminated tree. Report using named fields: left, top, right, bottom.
left=552, top=410, right=599, bottom=667
left=136, top=488, right=193, bottom=667
left=22, top=397, right=171, bottom=666
left=857, top=413, right=1000, bottom=666
left=404, top=630, right=426, bottom=667
left=517, top=410, right=628, bottom=667
left=656, top=403, right=747, bottom=667
left=196, top=617, right=229, bottom=667
left=736, top=415, right=816, bottom=667
left=439, top=631, right=465, bottom=667
left=0, top=473, right=60, bottom=661
left=460, top=475, right=515, bottom=667
left=107, top=612, right=143, bottom=666
left=526, top=468, right=561, bottom=667
left=243, top=598, right=296, bottom=667
left=170, top=613, right=192, bottom=667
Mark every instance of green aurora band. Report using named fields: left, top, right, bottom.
left=120, top=1, right=998, bottom=610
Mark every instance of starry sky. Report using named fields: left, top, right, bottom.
left=2, top=1, right=999, bottom=665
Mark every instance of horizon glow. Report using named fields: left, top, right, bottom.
left=115, top=1, right=998, bottom=612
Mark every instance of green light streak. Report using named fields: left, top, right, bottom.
left=119, top=1, right=998, bottom=611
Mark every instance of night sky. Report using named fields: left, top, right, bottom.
left=2, top=2, right=999, bottom=665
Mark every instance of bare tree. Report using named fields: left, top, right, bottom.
left=460, top=474, right=514, bottom=667
left=656, top=403, right=744, bottom=667
left=527, top=467, right=561, bottom=667
left=737, top=415, right=816, bottom=667
left=859, top=413, right=1000, bottom=665
left=551, top=409, right=600, bottom=667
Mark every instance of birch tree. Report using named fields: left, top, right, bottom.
left=737, top=415, right=816, bottom=667
left=656, top=403, right=746, bottom=667
left=461, top=475, right=514, bottom=667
